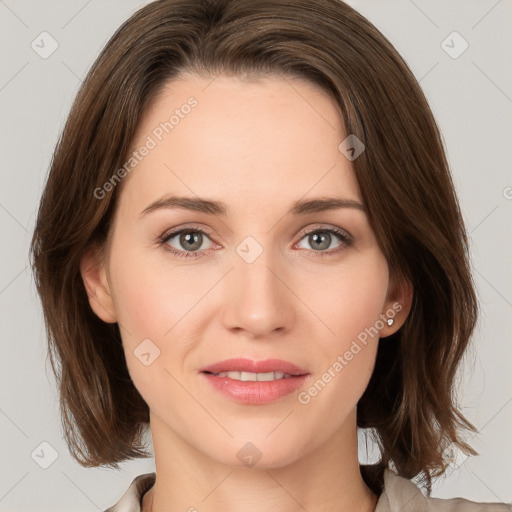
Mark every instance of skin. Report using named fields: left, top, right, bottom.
left=81, top=72, right=412, bottom=512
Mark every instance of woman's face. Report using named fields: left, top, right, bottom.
left=86, top=72, right=405, bottom=467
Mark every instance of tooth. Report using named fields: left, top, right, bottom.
left=256, top=372, right=275, bottom=381
left=213, top=371, right=293, bottom=381
left=240, top=371, right=258, bottom=382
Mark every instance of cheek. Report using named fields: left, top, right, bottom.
left=106, top=242, right=189, bottom=408
left=108, top=238, right=204, bottom=343
left=307, top=250, right=389, bottom=348
left=109, top=258, right=166, bottom=342
left=297, top=252, right=389, bottom=408
left=106, top=234, right=220, bottom=392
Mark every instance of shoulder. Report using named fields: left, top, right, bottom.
left=376, top=469, right=510, bottom=512
left=103, top=472, right=156, bottom=512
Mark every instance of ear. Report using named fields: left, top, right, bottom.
left=80, top=244, right=117, bottom=323
left=379, top=273, right=413, bottom=338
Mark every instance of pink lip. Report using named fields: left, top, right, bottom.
left=199, top=358, right=309, bottom=376
left=199, top=358, right=310, bottom=405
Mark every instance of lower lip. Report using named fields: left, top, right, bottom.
left=201, top=372, right=310, bottom=404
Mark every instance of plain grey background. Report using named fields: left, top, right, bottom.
left=1, top=0, right=511, bottom=510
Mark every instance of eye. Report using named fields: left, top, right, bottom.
left=160, top=228, right=214, bottom=259
left=158, top=225, right=352, bottom=259
left=294, top=227, right=352, bottom=257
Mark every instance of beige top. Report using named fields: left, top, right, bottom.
left=104, top=469, right=509, bottom=511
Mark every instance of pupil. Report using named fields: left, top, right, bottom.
left=311, top=232, right=330, bottom=250
left=182, top=231, right=201, bottom=250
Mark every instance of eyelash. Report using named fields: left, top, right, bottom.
left=158, top=225, right=353, bottom=260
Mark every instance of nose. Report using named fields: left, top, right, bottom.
left=220, top=242, right=296, bottom=339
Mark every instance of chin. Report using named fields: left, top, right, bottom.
left=203, top=434, right=307, bottom=470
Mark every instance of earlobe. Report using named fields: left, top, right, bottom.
left=80, top=245, right=117, bottom=323
left=380, top=275, right=413, bottom=338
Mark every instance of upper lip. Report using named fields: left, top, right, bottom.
left=200, top=358, right=309, bottom=376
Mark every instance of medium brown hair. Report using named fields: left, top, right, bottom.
left=30, top=0, right=478, bottom=495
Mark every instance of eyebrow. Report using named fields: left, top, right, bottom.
left=140, top=195, right=366, bottom=218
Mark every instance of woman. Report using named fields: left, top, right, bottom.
left=29, top=0, right=509, bottom=511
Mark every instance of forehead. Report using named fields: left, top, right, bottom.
left=118, top=72, right=361, bottom=217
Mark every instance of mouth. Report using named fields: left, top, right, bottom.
left=199, top=358, right=310, bottom=404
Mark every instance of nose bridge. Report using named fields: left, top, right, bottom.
left=223, top=233, right=292, bottom=335
left=235, top=233, right=281, bottom=303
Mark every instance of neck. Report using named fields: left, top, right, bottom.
left=142, top=410, right=379, bottom=512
